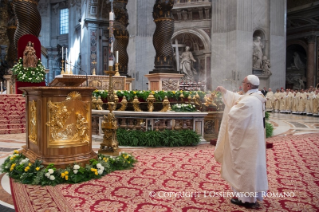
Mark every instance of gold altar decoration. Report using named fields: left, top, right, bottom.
left=203, top=92, right=218, bottom=108
left=147, top=93, right=156, bottom=112
left=117, top=96, right=128, bottom=111
left=132, top=95, right=142, bottom=112
left=92, top=95, right=97, bottom=109
left=160, top=96, right=170, bottom=112
left=114, top=93, right=119, bottom=110
left=180, top=92, right=184, bottom=102
left=46, top=91, right=90, bottom=148
left=99, top=69, right=119, bottom=155
left=96, top=96, right=103, bottom=110
left=194, top=92, right=201, bottom=106
left=28, top=100, right=37, bottom=144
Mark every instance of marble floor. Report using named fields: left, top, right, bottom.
left=0, top=113, right=318, bottom=211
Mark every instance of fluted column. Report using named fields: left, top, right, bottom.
left=13, top=0, right=41, bottom=49
left=306, top=35, right=316, bottom=88
left=6, top=3, right=17, bottom=67
left=150, top=0, right=176, bottom=73
left=113, top=0, right=129, bottom=76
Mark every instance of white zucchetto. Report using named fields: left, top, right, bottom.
left=247, top=75, right=260, bottom=86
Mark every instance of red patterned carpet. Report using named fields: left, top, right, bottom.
left=10, top=134, right=319, bottom=212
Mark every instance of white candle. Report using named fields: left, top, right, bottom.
left=109, top=12, right=114, bottom=21
left=109, top=60, right=114, bottom=66
left=62, top=47, right=63, bottom=60
left=116, top=51, right=119, bottom=63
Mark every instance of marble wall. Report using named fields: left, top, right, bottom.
left=127, top=0, right=156, bottom=90
left=210, top=0, right=286, bottom=91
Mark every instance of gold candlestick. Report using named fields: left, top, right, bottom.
left=61, top=60, right=65, bottom=75
left=65, top=60, right=68, bottom=74
left=115, top=63, right=120, bottom=76
left=92, top=60, right=97, bottom=75
left=69, top=61, right=73, bottom=75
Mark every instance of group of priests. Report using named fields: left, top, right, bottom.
left=264, top=87, right=319, bottom=116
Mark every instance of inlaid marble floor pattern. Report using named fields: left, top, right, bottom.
left=0, top=113, right=318, bottom=211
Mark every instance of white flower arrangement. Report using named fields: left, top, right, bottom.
left=12, top=58, right=46, bottom=83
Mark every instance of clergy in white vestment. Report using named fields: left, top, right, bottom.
left=215, top=75, right=268, bottom=209
left=273, top=89, right=281, bottom=112
left=265, top=88, right=274, bottom=111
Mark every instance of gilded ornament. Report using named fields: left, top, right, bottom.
left=132, top=95, right=142, bottom=112
left=117, top=96, right=128, bottom=111
left=96, top=96, right=103, bottom=110
left=92, top=96, right=98, bottom=109
left=160, top=96, right=170, bottom=112
left=114, top=92, right=119, bottom=110
left=46, top=91, right=90, bottom=147
left=180, top=92, right=184, bottom=102
left=147, top=93, right=156, bottom=112
left=28, top=100, right=37, bottom=143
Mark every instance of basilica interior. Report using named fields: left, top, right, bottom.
left=0, top=0, right=319, bottom=211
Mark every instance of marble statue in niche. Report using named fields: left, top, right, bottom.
left=291, top=52, right=306, bottom=71
left=180, top=46, right=197, bottom=81
left=252, top=36, right=264, bottom=69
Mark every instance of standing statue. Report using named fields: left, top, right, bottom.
left=180, top=46, right=197, bottom=80
left=253, top=36, right=264, bottom=69
left=23, top=41, right=38, bottom=68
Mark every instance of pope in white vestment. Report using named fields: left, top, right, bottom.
left=215, top=75, right=268, bottom=206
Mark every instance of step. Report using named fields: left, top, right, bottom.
left=2, top=115, right=26, bottom=121
left=0, top=119, right=26, bottom=125
left=0, top=128, right=26, bottom=134
left=0, top=105, right=26, bottom=111
left=0, top=124, right=25, bottom=130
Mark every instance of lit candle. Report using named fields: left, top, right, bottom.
left=109, top=60, right=114, bottom=67
left=62, top=47, right=63, bottom=60
left=116, top=51, right=119, bottom=63
left=109, top=12, right=114, bottom=21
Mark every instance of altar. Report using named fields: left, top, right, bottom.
left=19, top=86, right=97, bottom=168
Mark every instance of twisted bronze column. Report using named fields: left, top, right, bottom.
left=13, top=0, right=41, bottom=49
left=151, top=0, right=176, bottom=73
left=113, top=0, right=129, bottom=76
left=6, top=2, right=17, bottom=67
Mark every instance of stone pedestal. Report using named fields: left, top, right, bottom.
left=18, top=86, right=97, bottom=168
left=145, top=73, right=184, bottom=91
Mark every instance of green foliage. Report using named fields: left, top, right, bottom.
left=92, top=90, right=209, bottom=102
left=265, top=111, right=270, bottom=120
left=117, top=128, right=200, bottom=147
left=12, top=58, right=46, bottom=83
left=266, top=122, right=274, bottom=138
left=1, top=150, right=136, bottom=186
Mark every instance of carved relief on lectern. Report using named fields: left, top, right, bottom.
left=29, top=100, right=37, bottom=144
left=46, top=91, right=90, bottom=147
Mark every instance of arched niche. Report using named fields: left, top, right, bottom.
left=286, top=43, right=307, bottom=90
left=171, top=28, right=212, bottom=89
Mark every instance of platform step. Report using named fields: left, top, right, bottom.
left=0, top=119, right=26, bottom=125
left=0, top=128, right=26, bottom=134
left=0, top=124, right=26, bottom=130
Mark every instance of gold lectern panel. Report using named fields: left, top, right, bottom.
left=46, top=91, right=90, bottom=148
